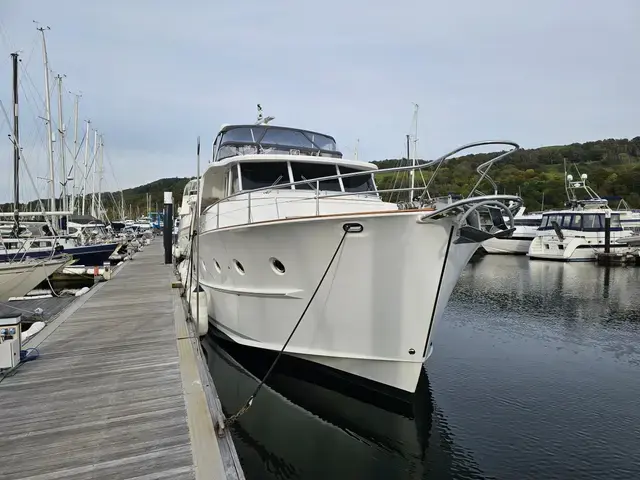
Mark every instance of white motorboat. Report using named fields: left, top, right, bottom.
left=483, top=208, right=543, bottom=254
left=196, top=120, right=522, bottom=395
left=528, top=209, right=637, bottom=261
left=528, top=172, right=640, bottom=262
left=0, top=256, right=72, bottom=302
left=173, top=178, right=199, bottom=261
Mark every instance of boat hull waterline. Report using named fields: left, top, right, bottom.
left=198, top=211, right=478, bottom=394
left=0, top=242, right=120, bottom=266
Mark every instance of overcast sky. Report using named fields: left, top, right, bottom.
left=0, top=0, right=638, bottom=202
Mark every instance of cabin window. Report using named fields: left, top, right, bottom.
left=583, top=214, right=601, bottom=230
left=261, top=129, right=317, bottom=150
left=212, top=134, right=222, bottom=162
left=539, top=216, right=549, bottom=229
left=571, top=214, right=582, bottom=229
left=561, top=215, right=572, bottom=228
left=290, top=162, right=342, bottom=191
left=339, top=166, right=376, bottom=193
left=239, top=162, right=290, bottom=191
left=547, top=214, right=560, bottom=227
left=610, top=214, right=621, bottom=228
left=230, top=166, right=240, bottom=194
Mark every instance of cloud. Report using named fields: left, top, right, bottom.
left=0, top=0, right=638, bottom=202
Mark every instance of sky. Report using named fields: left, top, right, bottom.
left=0, top=0, right=638, bottom=203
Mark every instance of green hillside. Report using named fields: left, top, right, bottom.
left=374, top=137, right=640, bottom=210
left=3, top=137, right=639, bottom=219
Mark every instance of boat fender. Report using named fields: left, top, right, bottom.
left=189, top=290, right=208, bottom=337
left=75, top=286, right=90, bottom=297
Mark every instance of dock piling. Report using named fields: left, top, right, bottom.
left=163, top=191, right=173, bottom=264
left=604, top=210, right=611, bottom=254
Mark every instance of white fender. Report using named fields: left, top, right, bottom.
left=177, top=260, right=189, bottom=285
left=189, top=290, right=208, bottom=337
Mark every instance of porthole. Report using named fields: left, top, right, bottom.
left=270, top=257, right=285, bottom=275
left=233, top=259, right=245, bottom=275
left=213, top=259, right=221, bottom=273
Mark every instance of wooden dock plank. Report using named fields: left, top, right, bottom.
left=0, top=241, right=237, bottom=480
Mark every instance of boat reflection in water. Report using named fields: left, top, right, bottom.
left=202, top=336, right=487, bottom=480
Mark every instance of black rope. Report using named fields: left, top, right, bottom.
left=219, top=226, right=353, bottom=432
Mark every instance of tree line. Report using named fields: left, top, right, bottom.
left=3, top=137, right=639, bottom=219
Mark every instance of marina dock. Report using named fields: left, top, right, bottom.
left=0, top=241, right=244, bottom=480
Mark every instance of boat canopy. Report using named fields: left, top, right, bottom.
left=212, top=125, right=342, bottom=162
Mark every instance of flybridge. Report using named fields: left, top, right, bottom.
left=211, top=124, right=344, bottom=163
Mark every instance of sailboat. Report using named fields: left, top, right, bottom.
left=0, top=30, right=120, bottom=267
left=0, top=52, right=71, bottom=301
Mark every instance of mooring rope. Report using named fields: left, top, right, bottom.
left=218, top=224, right=357, bottom=433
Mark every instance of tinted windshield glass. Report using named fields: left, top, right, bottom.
left=290, top=162, right=341, bottom=191
left=221, top=126, right=337, bottom=151
left=239, top=162, right=290, bottom=190
left=339, top=166, right=376, bottom=193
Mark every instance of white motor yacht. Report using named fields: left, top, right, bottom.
left=528, top=208, right=636, bottom=261
left=528, top=172, right=639, bottom=261
left=173, top=178, right=199, bottom=261
left=196, top=120, right=522, bottom=395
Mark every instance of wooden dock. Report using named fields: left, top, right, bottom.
left=0, top=241, right=244, bottom=480
left=595, top=251, right=640, bottom=266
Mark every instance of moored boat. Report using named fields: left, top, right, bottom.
left=196, top=119, right=523, bottom=395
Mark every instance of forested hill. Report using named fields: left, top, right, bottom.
left=373, top=137, right=640, bottom=210
left=3, top=137, right=639, bottom=218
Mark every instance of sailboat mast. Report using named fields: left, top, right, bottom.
left=56, top=74, right=67, bottom=212
left=11, top=52, right=20, bottom=232
left=408, top=103, right=419, bottom=202
left=71, top=92, right=81, bottom=214
left=38, top=26, right=56, bottom=214
left=406, top=134, right=412, bottom=201
left=82, top=120, right=90, bottom=215
left=98, top=135, right=103, bottom=220
left=91, top=129, right=97, bottom=217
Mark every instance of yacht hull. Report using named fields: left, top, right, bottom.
left=0, top=243, right=119, bottom=266
left=198, top=211, right=477, bottom=394
left=528, top=236, right=633, bottom=262
left=483, top=236, right=533, bottom=255
left=0, top=256, right=71, bottom=301
left=174, top=213, right=193, bottom=260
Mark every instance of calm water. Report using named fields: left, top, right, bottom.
left=202, top=255, right=640, bottom=479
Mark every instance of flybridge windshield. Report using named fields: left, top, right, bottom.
left=215, top=125, right=342, bottom=161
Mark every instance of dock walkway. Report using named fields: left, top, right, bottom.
left=0, top=241, right=242, bottom=480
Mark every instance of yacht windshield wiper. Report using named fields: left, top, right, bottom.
left=265, top=175, right=283, bottom=193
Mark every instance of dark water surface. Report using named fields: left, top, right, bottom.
left=202, top=255, right=640, bottom=479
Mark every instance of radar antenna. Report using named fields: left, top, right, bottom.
left=255, top=104, right=275, bottom=125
